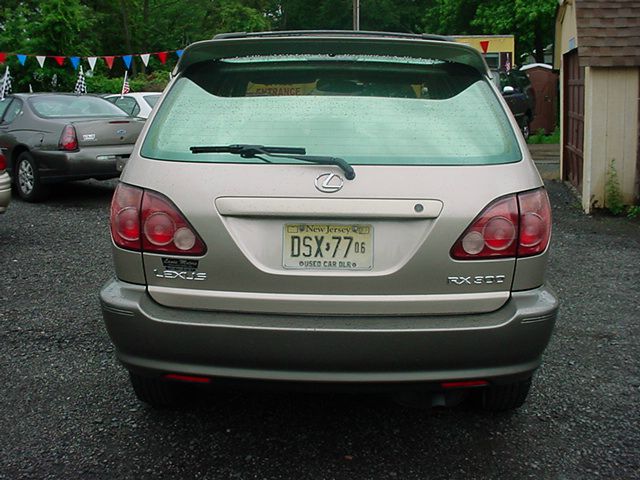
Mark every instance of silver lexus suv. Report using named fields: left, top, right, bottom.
left=100, top=31, right=558, bottom=410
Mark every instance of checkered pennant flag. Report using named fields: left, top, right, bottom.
left=0, top=66, right=12, bottom=100
left=74, top=65, right=87, bottom=95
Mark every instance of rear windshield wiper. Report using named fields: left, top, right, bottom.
left=189, top=144, right=356, bottom=180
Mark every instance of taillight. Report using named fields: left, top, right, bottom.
left=110, top=183, right=143, bottom=250
left=451, top=188, right=551, bottom=260
left=59, top=124, right=78, bottom=151
left=109, top=183, right=206, bottom=255
left=517, top=188, right=552, bottom=257
left=0, top=153, right=6, bottom=171
left=451, top=195, right=519, bottom=259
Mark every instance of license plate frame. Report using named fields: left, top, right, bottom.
left=282, top=223, right=373, bottom=271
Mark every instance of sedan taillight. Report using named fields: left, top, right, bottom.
left=110, top=183, right=206, bottom=256
left=451, top=188, right=551, bottom=260
left=59, top=124, right=78, bottom=151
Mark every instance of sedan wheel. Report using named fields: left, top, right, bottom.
left=15, top=152, right=48, bottom=202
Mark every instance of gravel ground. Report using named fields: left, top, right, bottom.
left=0, top=179, right=638, bottom=480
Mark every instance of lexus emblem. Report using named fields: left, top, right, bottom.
left=315, top=173, right=344, bottom=193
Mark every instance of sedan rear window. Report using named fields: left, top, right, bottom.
left=30, top=96, right=129, bottom=118
left=142, top=55, right=521, bottom=166
left=143, top=95, right=160, bottom=107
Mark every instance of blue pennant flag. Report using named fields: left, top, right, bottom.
left=176, top=50, right=184, bottom=58
left=70, top=56, right=80, bottom=69
left=122, top=55, right=132, bottom=69
left=17, top=54, right=27, bottom=65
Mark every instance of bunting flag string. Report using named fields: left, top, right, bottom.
left=0, top=49, right=184, bottom=70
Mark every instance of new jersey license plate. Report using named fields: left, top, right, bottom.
left=283, top=224, right=373, bottom=270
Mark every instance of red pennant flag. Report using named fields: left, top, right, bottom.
left=103, top=56, right=115, bottom=69
left=479, top=41, right=490, bottom=54
left=53, top=56, right=65, bottom=66
left=156, top=51, right=168, bottom=64
left=0, top=53, right=6, bottom=64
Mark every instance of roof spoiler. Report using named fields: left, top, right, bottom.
left=213, top=30, right=455, bottom=43
left=173, top=31, right=490, bottom=77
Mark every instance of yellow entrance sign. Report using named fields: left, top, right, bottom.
left=451, top=35, right=515, bottom=60
left=246, top=81, right=318, bottom=96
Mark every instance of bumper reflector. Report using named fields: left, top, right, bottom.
left=441, top=380, right=489, bottom=389
left=164, top=373, right=211, bottom=384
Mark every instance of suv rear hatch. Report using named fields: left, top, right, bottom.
left=116, top=34, right=548, bottom=316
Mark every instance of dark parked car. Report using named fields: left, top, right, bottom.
left=0, top=93, right=145, bottom=201
left=492, top=69, right=536, bottom=140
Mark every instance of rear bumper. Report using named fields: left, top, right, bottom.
left=0, top=171, right=11, bottom=213
left=100, top=280, right=558, bottom=385
left=32, top=145, right=133, bottom=183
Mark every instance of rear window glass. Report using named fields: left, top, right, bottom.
left=0, top=98, right=12, bottom=118
left=144, top=95, right=160, bottom=107
left=29, top=96, right=129, bottom=118
left=142, top=55, right=521, bottom=166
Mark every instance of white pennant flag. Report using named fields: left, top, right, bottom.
left=140, top=53, right=150, bottom=67
left=87, top=56, right=97, bottom=70
left=36, top=56, right=46, bottom=68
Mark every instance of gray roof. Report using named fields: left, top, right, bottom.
left=575, top=0, right=640, bottom=67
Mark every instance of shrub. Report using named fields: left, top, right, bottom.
left=604, top=159, right=625, bottom=215
left=86, top=71, right=170, bottom=95
left=527, top=126, right=560, bottom=144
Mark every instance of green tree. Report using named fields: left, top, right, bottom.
left=471, top=0, right=556, bottom=63
left=0, top=0, right=559, bottom=93
left=421, top=0, right=483, bottom=36
left=421, top=0, right=556, bottom=63
left=0, top=0, right=99, bottom=91
left=214, top=0, right=271, bottom=33
left=274, top=0, right=433, bottom=32
left=86, top=0, right=270, bottom=75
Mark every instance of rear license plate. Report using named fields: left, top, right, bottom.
left=283, top=224, right=373, bottom=270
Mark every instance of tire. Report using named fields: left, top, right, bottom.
left=129, top=372, right=186, bottom=408
left=14, top=151, right=49, bottom=202
left=521, top=116, right=531, bottom=141
left=480, top=377, right=532, bottom=412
